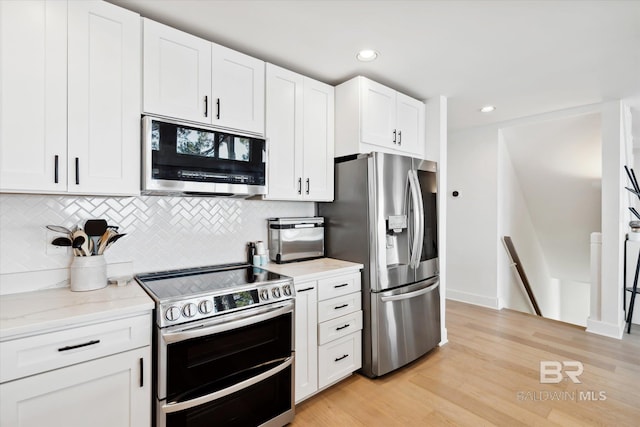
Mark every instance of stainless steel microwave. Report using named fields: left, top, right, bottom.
left=142, top=116, right=267, bottom=196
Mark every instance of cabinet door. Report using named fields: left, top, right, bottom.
left=67, top=1, right=140, bottom=195
left=143, top=19, right=211, bottom=124
left=396, top=92, right=425, bottom=157
left=302, top=78, right=334, bottom=201
left=0, top=0, right=67, bottom=192
left=294, top=281, right=318, bottom=403
left=360, top=77, right=396, bottom=149
left=264, top=64, right=304, bottom=200
left=212, top=44, right=265, bottom=135
left=0, top=347, right=151, bottom=427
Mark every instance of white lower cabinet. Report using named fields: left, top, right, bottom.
left=0, top=347, right=150, bottom=427
left=293, top=271, right=362, bottom=403
left=294, top=281, right=318, bottom=403
left=0, top=313, right=152, bottom=427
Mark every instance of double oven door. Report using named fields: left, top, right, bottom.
left=155, top=300, right=294, bottom=427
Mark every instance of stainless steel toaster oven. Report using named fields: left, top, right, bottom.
left=268, top=217, right=324, bottom=263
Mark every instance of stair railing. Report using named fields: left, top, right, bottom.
left=503, top=236, right=542, bottom=316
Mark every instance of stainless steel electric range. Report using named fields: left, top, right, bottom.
left=135, top=263, right=295, bottom=427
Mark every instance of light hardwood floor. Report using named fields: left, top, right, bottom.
left=292, top=300, right=640, bottom=426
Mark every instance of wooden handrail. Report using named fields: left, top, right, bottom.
left=503, top=236, right=542, bottom=316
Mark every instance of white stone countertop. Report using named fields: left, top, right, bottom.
left=263, top=258, right=363, bottom=282
left=0, top=283, right=154, bottom=341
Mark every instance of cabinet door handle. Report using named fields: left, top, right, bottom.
left=58, top=339, right=100, bottom=352
left=204, top=96, right=208, bottom=117
left=305, top=178, right=310, bottom=195
left=297, top=287, right=315, bottom=293
left=336, top=324, right=350, bottom=331
left=216, top=98, right=221, bottom=119
left=139, top=357, right=144, bottom=388
left=54, top=155, right=59, bottom=184
left=75, top=157, right=79, bottom=185
left=334, top=283, right=349, bottom=289
left=398, top=130, right=402, bottom=145
left=393, top=129, right=397, bottom=144
left=297, top=177, right=302, bottom=194
left=334, top=354, right=349, bottom=362
left=334, top=304, right=349, bottom=310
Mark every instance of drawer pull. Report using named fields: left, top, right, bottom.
left=334, top=304, right=349, bottom=310
left=334, top=283, right=349, bottom=289
left=334, top=354, right=349, bottom=362
left=297, top=287, right=315, bottom=293
left=58, top=339, right=100, bottom=352
left=336, top=324, right=350, bottom=331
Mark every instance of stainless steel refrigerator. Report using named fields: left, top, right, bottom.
left=318, top=152, right=440, bottom=378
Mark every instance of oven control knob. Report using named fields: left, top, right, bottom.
left=199, top=300, right=213, bottom=314
left=282, top=284, right=292, bottom=296
left=182, top=303, right=197, bottom=318
left=260, top=289, right=270, bottom=301
left=165, top=306, right=181, bottom=322
left=271, top=287, right=281, bottom=299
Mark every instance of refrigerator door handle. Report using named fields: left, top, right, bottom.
left=380, top=281, right=439, bottom=302
left=412, top=169, right=425, bottom=267
left=408, top=170, right=422, bottom=268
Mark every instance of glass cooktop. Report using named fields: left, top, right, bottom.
left=135, top=263, right=287, bottom=301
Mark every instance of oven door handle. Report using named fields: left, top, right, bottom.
left=161, top=300, right=293, bottom=344
left=161, top=356, right=293, bottom=414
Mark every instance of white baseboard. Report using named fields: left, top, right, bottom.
left=446, top=289, right=500, bottom=309
left=439, top=327, right=448, bottom=346
left=586, top=317, right=625, bottom=339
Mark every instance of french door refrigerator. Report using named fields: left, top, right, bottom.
left=318, top=152, right=440, bottom=377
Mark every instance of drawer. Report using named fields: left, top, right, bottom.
left=318, top=310, right=362, bottom=345
left=1, top=313, right=151, bottom=383
left=318, top=332, right=362, bottom=389
left=317, top=273, right=361, bottom=301
left=318, top=292, right=361, bottom=323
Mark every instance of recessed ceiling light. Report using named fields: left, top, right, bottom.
left=356, top=49, right=379, bottom=62
left=480, top=105, right=496, bottom=113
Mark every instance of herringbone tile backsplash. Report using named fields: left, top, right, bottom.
left=0, top=194, right=313, bottom=277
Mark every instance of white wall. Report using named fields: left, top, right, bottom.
left=447, top=126, right=499, bottom=308
left=587, top=101, right=629, bottom=338
left=497, top=133, right=556, bottom=318
left=448, top=102, right=626, bottom=336
left=558, top=278, right=590, bottom=327
left=425, top=95, right=448, bottom=345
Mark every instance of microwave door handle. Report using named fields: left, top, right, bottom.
left=161, top=356, right=293, bottom=414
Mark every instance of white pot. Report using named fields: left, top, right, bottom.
left=70, top=255, right=107, bottom=292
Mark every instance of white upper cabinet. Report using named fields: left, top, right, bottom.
left=302, top=78, right=334, bottom=201
left=264, top=64, right=334, bottom=201
left=142, top=19, right=265, bottom=135
left=0, top=0, right=140, bottom=196
left=68, top=0, right=141, bottom=195
left=0, top=0, right=68, bottom=193
left=335, top=76, right=425, bottom=159
left=361, top=79, right=396, bottom=147
left=142, top=19, right=211, bottom=124
left=212, top=44, right=265, bottom=135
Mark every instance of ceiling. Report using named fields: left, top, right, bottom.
left=108, top=0, right=640, bottom=131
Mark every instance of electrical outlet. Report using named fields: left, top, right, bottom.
left=45, top=229, right=69, bottom=256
